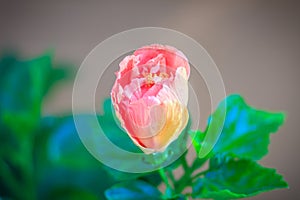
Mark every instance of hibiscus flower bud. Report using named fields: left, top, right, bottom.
left=111, top=44, right=190, bottom=154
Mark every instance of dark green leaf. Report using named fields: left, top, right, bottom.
left=35, top=116, right=115, bottom=199
left=189, top=130, right=205, bottom=155
left=139, top=173, right=162, bottom=187
left=105, top=180, right=162, bottom=200
left=192, top=94, right=285, bottom=160
left=209, top=153, right=232, bottom=169
left=44, top=186, right=99, bottom=200
left=0, top=52, right=71, bottom=199
left=0, top=52, right=70, bottom=135
left=167, top=194, right=188, bottom=200
left=35, top=116, right=103, bottom=169
left=192, top=158, right=288, bottom=199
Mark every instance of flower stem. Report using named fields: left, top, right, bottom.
left=175, top=157, right=192, bottom=193
left=175, top=157, right=207, bottom=193
left=159, top=168, right=173, bottom=197
left=182, top=156, right=189, bottom=171
left=168, top=171, right=176, bottom=183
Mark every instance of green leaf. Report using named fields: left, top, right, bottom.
left=0, top=52, right=71, bottom=199
left=36, top=115, right=161, bottom=199
left=192, top=94, right=285, bottom=160
left=105, top=180, right=162, bottom=200
left=35, top=116, right=103, bottom=168
left=0, top=52, right=70, bottom=135
left=139, top=173, right=162, bottom=187
left=192, top=158, right=288, bottom=199
left=43, top=186, right=99, bottom=200
left=167, top=194, right=188, bottom=200
left=189, top=130, right=205, bottom=155
left=34, top=116, right=115, bottom=199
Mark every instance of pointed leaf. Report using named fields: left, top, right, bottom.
left=192, top=94, right=285, bottom=160
left=192, top=158, right=288, bottom=199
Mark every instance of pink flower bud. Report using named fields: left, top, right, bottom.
left=111, top=44, right=190, bottom=154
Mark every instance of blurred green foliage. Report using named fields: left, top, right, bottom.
left=0, top=52, right=73, bottom=199
left=0, top=52, right=162, bottom=200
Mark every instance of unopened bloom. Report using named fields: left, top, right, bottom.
left=111, top=44, right=190, bottom=154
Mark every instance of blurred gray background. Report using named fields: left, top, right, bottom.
left=0, top=0, right=299, bottom=199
